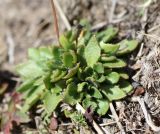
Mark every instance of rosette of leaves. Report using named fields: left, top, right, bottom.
left=16, top=24, right=138, bottom=123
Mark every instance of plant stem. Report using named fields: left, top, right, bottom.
left=50, top=0, right=60, bottom=46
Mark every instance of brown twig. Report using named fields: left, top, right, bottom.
left=50, top=0, right=60, bottom=46
left=53, top=0, right=71, bottom=31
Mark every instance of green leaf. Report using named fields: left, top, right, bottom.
left=116, top=40, right=138, bottom=55
left=64, top=110, right=87, bottom=126
left=66, top=78, right=74, bottom=85
left=33, top=77, right=43, bottom=86
left=50, top=60, right=63, bottom=70
left=28, top=48, right=40, bottom=61
left=39, top=47, right=53, bottom=59
left=82, top=98, right=97, bottom=110
left=102, top=85, right=126, bottom=101
left=77, top=36, right=85, bottom=47
left=119, top=71, right=129, bottom=79
left=51, top=84, right=62, bottom=94
left=43, top=92, right=62, bottom=114
left=97, top=27, right=118, bottom=42
left=103, top=59, right=126, bottom=68
left=96, top=75, right=106, bottom=83
left=100, top=41, right=119, bottom=55
left=119, top=80, right=133, bottom=94
left=51, top=70, right=66, bottom=82
left=93, top=63, right=104, bottom=73
left=80, top=19, right=91, bottom=30
left=65, top=30, right=72, bottom=39
left=103, top=27, right=118, bottom=42
left=83, top=31, right=92, bottom=45
left=22, top=84, right=45, bottom=112
left=77, top=82, right=88, bottom=92
left=65, top=30, right=75, bottom=42
left=63, top=52, right=73, bottom=68
left=84, top=36, right=101, bottom=67
left=105, top=72, right=120, bottom=84
left=63, top=83, right=82, bottom=105
left=63, top=51, right=77, bottom=68
left=97, top=99, right=110, bottom=116
left=77, top=68, right=84, bottom=80
left=85, top=76, right=98, bottom=88
left=16, top=79, right=35, bottom=93
left=16, top=61, right=44, bottom=80
left=51, top=69, right=60, bottom=80
left=64, top=63, right=79, bottom=79
left=43, top=73, right=52, bottom=89
left=90, top=87, right=103, bottom=99
left=77, top=45, right=86, bottom=65
left=84, top=67, right=93, bottom=76
left=100, top=56, right=117, bottom=62
left=52, top=46, right=61, bottom=60
left=70, top=50, right=77, bottom=64
left=59, top=34, right=72, bottom=50
left=28, top=47, right=53, bottom=63
left=55, top=80, right=66, bottom=89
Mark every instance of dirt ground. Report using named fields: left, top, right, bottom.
left=0, top=0, right=160, bottom=133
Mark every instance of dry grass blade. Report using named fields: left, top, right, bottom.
left=109, top=0, right=117, bottom=22
left=137, top=31, right=160, bottom=41
left=148, top=24, right=160, bottom=33
left=132, top=96, right=160, bottom=132
left=99, top=121, right=116, bottom=127
left=91, top=21, right=107, bottom=31
left=109, top=103, right=125, bottom=134
left=6, top=31, right=15, bottom=64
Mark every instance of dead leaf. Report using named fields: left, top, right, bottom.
left=84, top=107, right=94, bottom=123
left=49, top=117, right=58, bottom=131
